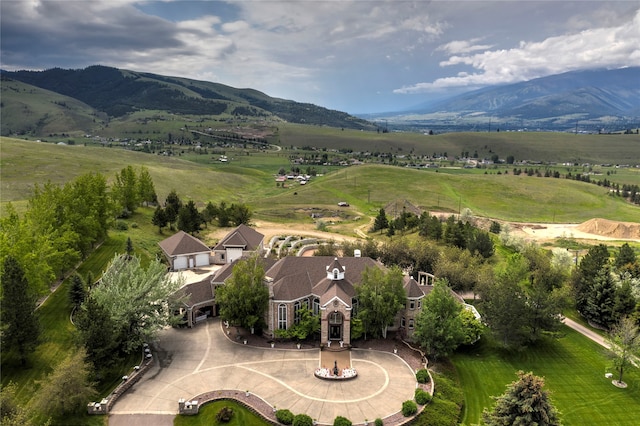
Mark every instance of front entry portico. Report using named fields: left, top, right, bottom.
left=329, top=311, right=343, bottom=340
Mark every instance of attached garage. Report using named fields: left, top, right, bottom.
left=158, top=231, right=212, bottom=271
left=173, top=256, right=188, bottom=270
left=195, top=253, right=210, bottom=267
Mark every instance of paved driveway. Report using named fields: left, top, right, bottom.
left=109, top=318, right=417, bottom=425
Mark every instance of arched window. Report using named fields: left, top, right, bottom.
left=294, top=301, right=301, bottom=324
left=278, top=304, right=287, bottom=330
left=333, top=269, right=339, bottom=279
left=329, top=312, right=342, bottom=324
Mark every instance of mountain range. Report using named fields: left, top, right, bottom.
left=1, top=66, right=638, bottom=136
left=368, top=67, right=640, bottom=132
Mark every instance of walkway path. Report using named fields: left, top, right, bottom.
left=109, top=319, right=417, bottom=425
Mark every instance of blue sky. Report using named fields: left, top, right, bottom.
left=2, top=1, right=639, bottom=113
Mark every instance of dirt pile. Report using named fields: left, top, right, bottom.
left=576, top=218, right=640, bottom=239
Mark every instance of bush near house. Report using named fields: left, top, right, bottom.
left=402, top=400, right=418, bottom=417
left=416, top=368, right=430, bottom=384
left=415, top=388, right=431, bottom=405
left=333, top=415, right=352, bottom=426
left=276, top=408, right=295, bottom=425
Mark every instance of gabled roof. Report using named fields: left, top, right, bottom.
left=158, top=231, right=210, bottom=257
left=319, top=279, right=355, bottom=308
left=213, top=224, right=264, bottom=251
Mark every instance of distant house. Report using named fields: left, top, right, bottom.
left=158, top=231, right=211, bottom=271
left=211, top=224, right=265, bottom=264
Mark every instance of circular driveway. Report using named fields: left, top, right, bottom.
left=109, top=318, right=417, bottom=424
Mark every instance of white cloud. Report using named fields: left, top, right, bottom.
left=395, top=8, right=640, bottom=94
left=436, top=38, right=493, bottom=55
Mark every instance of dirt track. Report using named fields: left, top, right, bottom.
left=205, top=215, right=640, bottom=249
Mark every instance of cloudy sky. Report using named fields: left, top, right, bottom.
left=2, top=0, right=639, bottom=113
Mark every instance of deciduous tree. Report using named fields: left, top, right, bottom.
left=90, top=254, right=184, bottom=353
left=137, top=166, right=157, bottom=206
left=356, top=266, right=406, bottom=339
left=606, top=316, right=640, bottom=386
left=31, top=348, right=97, bottom=418
left=216, top=255, right=268, bottom=331
left=413, top=279, right=465, bottom=359
left=111, top=165, right=139, bottom=216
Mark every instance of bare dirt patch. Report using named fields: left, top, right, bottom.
left=576, top=218, right=640, bottom=240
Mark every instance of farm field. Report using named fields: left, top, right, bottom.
left=452, top=327, right=640, bottom=425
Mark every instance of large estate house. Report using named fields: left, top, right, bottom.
left=162, top=226, right=457, bottom=343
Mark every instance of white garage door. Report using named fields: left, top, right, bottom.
left=195, top=253, right=210, bottom=267
left=227, top=248, right=243, bottom=263
left=173, top=256, right=188, bottom=270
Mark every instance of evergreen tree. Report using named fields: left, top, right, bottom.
left=177, top=200, right=202, bottom=234
left=483, top=371, right=561, bottom=426
left=469, top=230, right=494, bottom=259
left=0, top=256, right=40, bottom=366
left=372, top=208, right=389, bottom=233
left=68, top=273, right=87, bottom=309
left=573, top=244, right=610, bottom=314
left=164, top=190, right=182, bottom=227
left=615, top=243, right=636, bottom=268
left=152, top=205, right=168, bottom=232
left=229, top=203, right=252, bottom=226
left=75, top=296, right=120, bottom=369
left=584, top=268, right=618, bottom=328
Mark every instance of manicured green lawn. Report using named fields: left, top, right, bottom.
left=174, top=400, right=268, bottom=426
left=452, top=326, right=640, bottom=425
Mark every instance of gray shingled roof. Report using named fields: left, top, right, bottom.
left=158, top=231, right=210, bottom=257
left=213, top=224, right=264, bottom=251
left=267, top=257, right=379, bottom=302
left=176, top=277, right=214, bottom=306
left=404, top=276, right=426, bottom=298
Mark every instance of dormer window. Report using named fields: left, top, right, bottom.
left=326, top=258, right=345, bottom=280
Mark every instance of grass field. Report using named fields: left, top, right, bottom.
left=452, top=327, right=640, bottom=425
left=276, top=123, right=640, bottom=164
left=3, top=137, right=639, bottom=224
left=174, top=400, right=267, bottom=426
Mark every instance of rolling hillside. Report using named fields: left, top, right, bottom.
left=1, top=65, right=375, bottom=135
